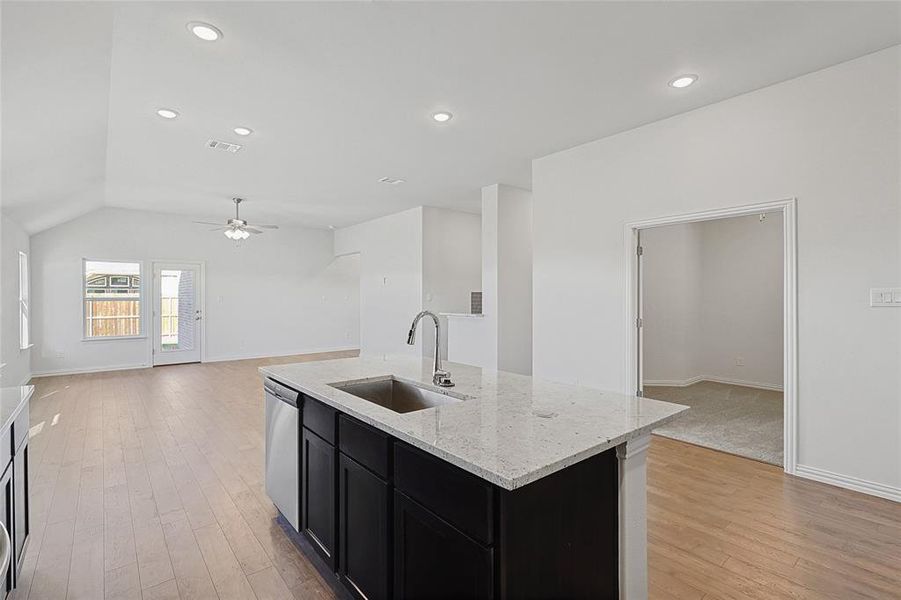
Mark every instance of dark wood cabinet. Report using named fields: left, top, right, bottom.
left=339, top=453, right=390, bottom=600
left=393, top=491, right=493, bottom=600
left=301, top=427, right=336, bottom=569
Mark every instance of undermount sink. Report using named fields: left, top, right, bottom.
left=329, top=376, right=469, bottom=414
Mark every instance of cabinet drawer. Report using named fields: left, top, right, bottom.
left=394, top=442, right=494, bottom=546
left=13, top=409, right=29, bottom=452
left=303, top=396, right=336, bottom=444
left=339, top=415, right=391, bottom=480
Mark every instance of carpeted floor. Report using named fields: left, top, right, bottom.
left=644, top=381, right=784, bottom=466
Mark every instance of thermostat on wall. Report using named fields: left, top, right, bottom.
left=870, top=288, right=901, bottom=307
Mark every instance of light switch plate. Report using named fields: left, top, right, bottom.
left=870, top=287, right=901, bottom=307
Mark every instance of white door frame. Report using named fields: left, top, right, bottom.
left=150, top=260, right=207, bottom=365
left=623, top=198, right=798, bottom=474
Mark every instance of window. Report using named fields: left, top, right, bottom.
left=83, top=260, right=142, bottom=339
left=18, top=252, right=29, bottom=349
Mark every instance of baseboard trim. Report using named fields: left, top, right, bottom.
left=795, top=464, right=901, bottom=503
left=30, top=347, right=360, bottom=378
left=203, top=347, right=360, bottom=364
left=31, top=363, right=150, bottom=378
left=643, top=376, right=703, bottom=388
left=644, top=375, right=783, bottom=392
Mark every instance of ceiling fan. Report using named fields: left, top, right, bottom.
left=193, top=198, right=278, bottom=240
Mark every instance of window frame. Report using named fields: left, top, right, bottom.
left=18, top=251, right=31, bottom=350
left=81, top=258, right=146, bottom=342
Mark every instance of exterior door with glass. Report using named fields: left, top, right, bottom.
left=152, top=262, right=202, bottom=365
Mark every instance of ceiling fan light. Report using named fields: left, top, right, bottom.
left=238, top=229, right=250, bottom=240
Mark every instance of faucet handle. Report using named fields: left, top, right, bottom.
left=433, top=371, right=455, bottom=388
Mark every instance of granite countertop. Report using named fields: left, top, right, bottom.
left=0, top=386, right=33, bottom=437
left=440, top=312, right=484, bottom=318
left=260, top=357, right=686, bottom=490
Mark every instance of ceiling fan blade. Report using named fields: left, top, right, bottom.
left=255, top=224, right=279, bottom=229
left=193, top=221, right=225, bottom=226
left=244, top=227, right=263, bottom=234
left=209, top=227, right=228, bottom=231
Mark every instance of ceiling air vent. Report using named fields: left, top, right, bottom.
left=206, top=139, right=243, bottom=153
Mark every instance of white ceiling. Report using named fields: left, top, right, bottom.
left=2, top=1, right=899, bottom=234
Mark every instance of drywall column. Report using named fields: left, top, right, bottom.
left=481, top=184, right=533, bottom=375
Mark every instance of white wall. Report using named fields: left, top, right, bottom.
left=30, top=207, right=360, bottom=375
left=422, top=207, right=481, bottom=360
left=643, top=214, right=784, bottom=389
left=533, top=48, right=900, bottom=496
left=335, top=207, right=423, bottom=359
left=698, top=213, right=784, bottom=388
left=0, top=213, right=31, bottom=384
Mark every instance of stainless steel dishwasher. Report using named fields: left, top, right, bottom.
left=264, top=378, right=301, bottom=530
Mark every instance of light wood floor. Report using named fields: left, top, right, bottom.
left=18, top=353, right=901, bottom=600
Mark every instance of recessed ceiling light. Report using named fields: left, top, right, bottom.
left=378, top=176, right=406, bottom=185
left=233, top=126, right=253, bottom=136
left=668, top=74, right=698, bottom=89
left=187, top=22, right=222, bottom=42
left=431, top=111, right=453, bottom=123
left=156, top=108, right=179, bottom=119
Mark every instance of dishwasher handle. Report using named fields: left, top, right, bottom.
left=264, top=378, right=301, bottom=407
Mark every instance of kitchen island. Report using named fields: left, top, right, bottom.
left=261, top=357, right=686, bottom=600
left=0, top=385, right=33, bottom=598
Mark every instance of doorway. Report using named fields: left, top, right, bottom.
left=625, top=199, right=798, bottom=473
left=152, top=262, right=203, bottom=365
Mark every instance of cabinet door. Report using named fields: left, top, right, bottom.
left=301, top=427, right=336, bottom=569
left=12, top=444, right=28, bottom=576
left=0, top=465, right=12, bottom=598
left=339, top=454, right=389, bottom=600
left=393, top=491, right=493, bottom=600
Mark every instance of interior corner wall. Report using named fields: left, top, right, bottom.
left=30, top=207, right=360, bottom=375
left=642, top=214, right=784, bottom=389
left=335, top=207, right=424, bottom=359
left=532, top=47, right=900, bottom=494
left=0, top=213, right=31, bottom=385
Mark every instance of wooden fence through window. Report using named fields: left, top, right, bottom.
left=85, top=300, right=140, bottom=337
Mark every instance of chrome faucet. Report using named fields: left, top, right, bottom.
left=407, top=310, right=454, bottom=387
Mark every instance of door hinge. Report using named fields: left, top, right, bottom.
left=636, top=317, right=643, bottom=328
left=637, top=245, right=643, bottom=256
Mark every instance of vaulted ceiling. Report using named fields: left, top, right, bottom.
left=2, top=1, right=899, bottom=233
